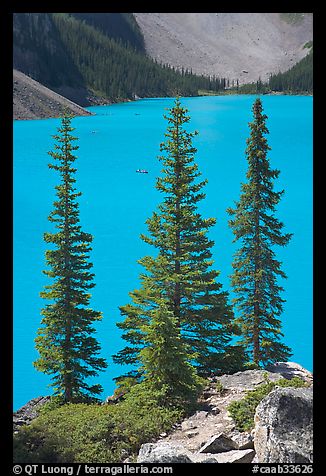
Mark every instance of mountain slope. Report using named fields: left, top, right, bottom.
left=13, top=69, right=92, bottom=120
left=134, top=13, right=313, bottom=84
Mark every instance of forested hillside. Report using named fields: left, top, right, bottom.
left=69, top=13, right=145, bottom=52
left=13, top=13, right=85, bottom=90
left=13, top=13, right=226, bottom=106
left=52, top=14, right=225, bottom=100
left=269, top=48, right=313, bottom=92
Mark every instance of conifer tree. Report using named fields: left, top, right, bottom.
left=34, top=114, right=107, bottom=402
left=114, top=98, right=241, bottom=383
left=139, top=301, right=204, bottom=407
left=227, top=98, right=292, bottom=366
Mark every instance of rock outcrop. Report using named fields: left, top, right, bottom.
left=136, top=363, right=313, bottom=464
left=137, top=443, right=193, bottom=463
left=254, top=386, right=313, bottom=463
left=13, top=396, right=50, bottom=432
left=265, top=362, right=313, bottom=384
left=217, top=369, right=283, bottom=391
left=137, top=442, right=255, bottom=463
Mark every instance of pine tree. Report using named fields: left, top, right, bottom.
left=227, top=98, right=293, bottom=366
left=34, top=114, right=107, bottom=403
left=113, top=97, right=241, bottom=383
left=139, top=300, right=204, bottom=407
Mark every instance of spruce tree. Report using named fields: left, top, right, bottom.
left=227, top=98, right=292, bottom=366
left=139, top=301, right=204, bottom=407
left=34, top=114, right=107, bottom=402
left=114, top=97, right=240, bottom=384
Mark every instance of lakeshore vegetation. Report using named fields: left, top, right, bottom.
left=14, top=97, right=294, bottom=462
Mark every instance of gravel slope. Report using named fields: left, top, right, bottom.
left=134, top=13, right=313, bottom=84
left=13, top=69, right=93, bottom=120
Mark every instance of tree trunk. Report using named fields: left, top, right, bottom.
left=253, top=179, right=261, bottom=365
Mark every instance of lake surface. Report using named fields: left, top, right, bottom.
left=13, top=95, right=313, bottom=410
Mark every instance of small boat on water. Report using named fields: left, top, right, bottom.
left=136, top=169, right=149, bottom=174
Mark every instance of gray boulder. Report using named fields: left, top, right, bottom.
left=228, top=430, right=255, bottom=450
left=137, top=442, right=193, bottom=463
left=254, top=387, right=313, bottom=463
left=137, top=441, right=255, bottom=464
left=198, top=433, right=237, bottom=453
left=266, top=362, right=313, bottom=384
left=215, top=449, right=255, bottom=463
left=194, top=449, right=255, bottom=463
left=217, top=369, right=283, bottom=391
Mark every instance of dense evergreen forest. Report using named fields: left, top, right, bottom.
left=69, top=13, right=146, bottom=52
left=13, top=13, right=85, bottom=89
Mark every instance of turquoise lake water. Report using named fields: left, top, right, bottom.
left=13, top=95, right=313, bottom=410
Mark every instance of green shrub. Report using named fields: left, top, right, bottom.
left=244, top=361, right=261, bottom=370
left=274, top=376, right=308, bottom=388
left=13, top=382, right=183, bottom=463
left=110, top=381, right=183, bottom=457
left=214, top=380, right=225, bottom=395
left=13, top=404, right=116, bottom=463
left=37, top=396, right=67, bottom=415
left=227, top=376, right=308, bottom=432
left=227, top=381, right=275, bottom=432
